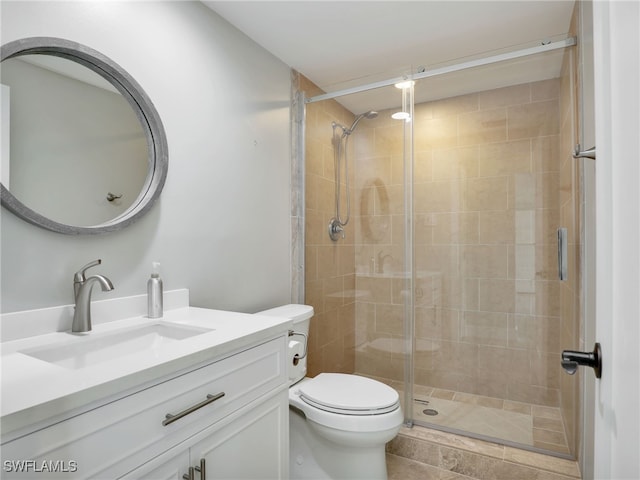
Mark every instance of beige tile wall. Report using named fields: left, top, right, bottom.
left=299, top=74, right=356, bottom=376
left=353, top=79, right=567, bottom=410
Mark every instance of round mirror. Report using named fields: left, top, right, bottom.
left=0, top=37, right=168, bottom=234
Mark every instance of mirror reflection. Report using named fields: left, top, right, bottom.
left=1, top=54, right=149, bottom=227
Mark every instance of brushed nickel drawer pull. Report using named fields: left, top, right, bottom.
left=163, top=392, right=225, bottom=426
left=195, top=458, right=206, bottom=480
left=182, top=466, right=195, bottom=480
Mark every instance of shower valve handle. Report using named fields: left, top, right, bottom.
left=328, top=218, right=345, bottom=241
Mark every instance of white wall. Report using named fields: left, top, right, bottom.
left=3, top=58, right=148, bottom=225
left=593, top=0, right=640, bottom=478
left=0, top=1, right=292, bottom=315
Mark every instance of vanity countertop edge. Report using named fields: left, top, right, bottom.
left=0, top=299, right=292, bottom=441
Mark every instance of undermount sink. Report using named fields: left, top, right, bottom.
left=20, top=322, right=213, bottom=369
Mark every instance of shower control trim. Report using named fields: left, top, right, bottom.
left=328, top=218, right=345, bottom=241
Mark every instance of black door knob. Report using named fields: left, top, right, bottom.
left=562, top=343, right=602, bottom=378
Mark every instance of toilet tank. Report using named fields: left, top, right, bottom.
left=256, top=304, right=314, bottom=384
left=256, top=304, right=314, bottom=336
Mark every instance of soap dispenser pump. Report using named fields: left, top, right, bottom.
left=147, top=262, right=163, bottom=318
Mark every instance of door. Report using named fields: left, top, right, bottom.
left=123, top=449, right=190, bottom=480
left=592, top=1, right=640, bottom=479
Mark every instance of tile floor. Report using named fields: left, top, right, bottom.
left=377, top=378, right=570, bottom=455
left=413, top=387, right=569, bottom=455
left=386, top=425, right=581, bottom=480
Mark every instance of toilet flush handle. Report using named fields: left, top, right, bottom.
left=288, top=330, right=308, bottom=365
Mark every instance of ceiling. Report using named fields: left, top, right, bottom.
left=204, top=1, right=576, bottom=113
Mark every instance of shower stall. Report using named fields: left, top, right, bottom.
left=295, top=31, right=585, bottom=460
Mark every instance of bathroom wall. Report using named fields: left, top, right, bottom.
left=296, top=73, right=356, bottom=376
left=1, top=1, right=292, bottom=315
left=354, top=80, right=567, bottom=415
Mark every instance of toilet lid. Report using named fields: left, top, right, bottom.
left=298, top=373, right=399, bottom=415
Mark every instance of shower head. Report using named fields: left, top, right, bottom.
left=346, top=110, right=378, bottom=135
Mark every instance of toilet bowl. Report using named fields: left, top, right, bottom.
left=257, top=304, right=403, bottom=480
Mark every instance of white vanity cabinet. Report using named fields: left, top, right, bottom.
left=129, top=389, right=287, bottom=480
left=1, top=336, right=289, bottom=480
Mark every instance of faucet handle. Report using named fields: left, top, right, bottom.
left=74, top=259, right=102, bottom=283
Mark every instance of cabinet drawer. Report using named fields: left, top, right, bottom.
left=1, top=337, right=286, bottom=479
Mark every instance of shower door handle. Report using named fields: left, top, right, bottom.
left=557, top=228, right=568, bottom=280
left=561, top=343, right=602, bottom=378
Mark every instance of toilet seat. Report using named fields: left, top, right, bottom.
left=298, top=373, right=399, bottom=415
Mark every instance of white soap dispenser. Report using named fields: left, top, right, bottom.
left=147, top=262, right=163, bottom=318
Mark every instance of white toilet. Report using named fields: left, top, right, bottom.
left=257, top=304, right=403, bottom=480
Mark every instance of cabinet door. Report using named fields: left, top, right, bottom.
left=190, top=390, right=288, bottom=480
left=120, top=449, right=190, bottom=480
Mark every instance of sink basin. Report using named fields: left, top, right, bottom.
left=20, top=323, right=213, bottom=369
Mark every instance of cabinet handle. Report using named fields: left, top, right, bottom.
left=163, top=392, right=225, bottom=426
left=195, top=458, right=206, bottom=480
left=182, top=466, right=195, bottom=480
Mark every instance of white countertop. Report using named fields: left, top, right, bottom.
left=0, top=291, right=291, bottom=439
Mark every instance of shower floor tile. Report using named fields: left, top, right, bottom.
left=413, top=394, right=534, bottom=445
left=371, top=376, right=571, bottom=455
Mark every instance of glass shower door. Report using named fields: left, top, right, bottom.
left=300, top=75, right=414, bottom=426
left=346, top=82, right=415, bottom=426
left=300, top=36, right=580, bottom=458
left=408, top=48, right=580, bottom=456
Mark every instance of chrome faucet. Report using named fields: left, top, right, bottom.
left=72, top=259, right=114, bottom=333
